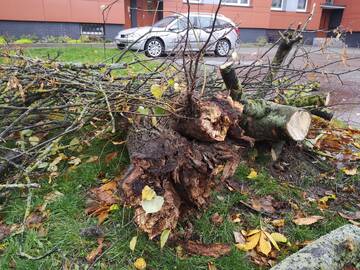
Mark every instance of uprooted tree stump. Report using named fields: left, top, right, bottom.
left=119, top=92, right=312, bottom=238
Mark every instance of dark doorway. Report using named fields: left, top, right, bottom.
left=329, top=9, right=344, bottom=30
left=130, top=0, right=137, bottom=28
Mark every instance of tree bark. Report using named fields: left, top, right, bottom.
left=220, top=61, right=242, bottom=100
left=241, top=99, right=311, bottom=141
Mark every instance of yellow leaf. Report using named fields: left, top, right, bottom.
left=293, top=215, right=324, bottom=225
left=141, top=185, right=156, bottom=201
left=263, top=231, right=280, bottom=251
left=29, top=136, right=40, bottom=146
left=129, top=236, right=137, bottom=252
left=259, top=232, right=272, bottom=256
left=244, top=231, right=261, bottom=250
left=134, top=257, right=147, bottom=270
left=343, top=167, right=357, bottom=176
left=270, top=232, right=287, bottom=243
left=151, top=84, right=164, bottom=100
left=271, top=219, right=285, bottom=227
left=247, top=168, right=258, bottom=179
left=109, top=204, right=119, bottom=211
left=246, top=229, right=261, bottom=236
left=160, top=229, right=171, bottom=249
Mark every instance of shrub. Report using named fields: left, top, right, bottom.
left=64, top=36, right=81, bottom=44
left=0, top=36, right=7, bottom=45
left=256, top=36, right=268, bottom=47
left=14, top=38, right=33, bottom=44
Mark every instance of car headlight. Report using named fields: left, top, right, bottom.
left=128, top=33, right=142, bottom=39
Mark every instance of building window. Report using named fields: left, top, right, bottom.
left=81, top=24, right=104, bottom=36
left=271, top=0, right=283, bottom=10
left=222, top=0, right=250, bottom=6
left=297, top=0, right=307, bottom=11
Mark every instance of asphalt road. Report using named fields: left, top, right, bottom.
left=174, top=46, right=360, bottom=126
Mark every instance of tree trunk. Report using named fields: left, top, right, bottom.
left=220, top=61, right=242, bottom=100
left=241, top=99, right=311, bottom=141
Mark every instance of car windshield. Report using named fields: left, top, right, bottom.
left=153, top=16, right=177, bottom=28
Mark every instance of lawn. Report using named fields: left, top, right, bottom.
left=0, top=46, right=358, bottom=270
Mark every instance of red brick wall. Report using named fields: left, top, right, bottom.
left=0, top=0, right=125, bottom=24
left=335, top=0, right=360, bottom=31
left=163, top=0, right=326, bottom=31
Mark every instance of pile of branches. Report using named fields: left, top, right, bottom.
left=1, top=5, right=358, bottom=239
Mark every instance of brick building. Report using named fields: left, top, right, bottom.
left=0, top=0, right=359, bottom=46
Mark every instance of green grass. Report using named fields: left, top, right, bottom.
left=0, top=47, right=356, bottom=269
left=14, top=38, right=33, bottom=44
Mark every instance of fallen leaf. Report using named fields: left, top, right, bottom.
left=97, top=211, right=109, bottom=224
left=293, top=215, right=324, bottom=225
left=233, top=231, right=246, bottom=244
left=258, top=232, right=271, bottom=256
left=140, top=195, right=164, bottom=214
left=129, top=236, right=137, bottom=252
left=270, top=232, right=287, bottom=243
left=247, top=168, right=258, bottom=179
left=0, top=223, right=11, bottom=241
left=134, top=257, right=147, bottom=270
left=150, top=84, right=165, bottom=100
left=208, top=262, right=217, bottom=270
left=343, top=167, right=357, bottom=176
left=86, top=238, right=104, bottom=263
left=68, top=156, right=81, bottom=166
left=251, top=196, right=275, bottom=214
left=230, top=213, right=241, bottom=223
left=211, top=213, right=224, bottom=226
left=104, top=152, right=118, bottom=164
left=29, top=136, right=40, bottom=146
left=85, top=156, right=99, bottom=163
left=141, top=185, right=156, bottom=201
left=263, top=231, right=280, bottom=251
left=338, top=211, right=360, bottom=221
left=183, top=241, right=231, bottom=258
left=160, top=229, right=171, bottom=249
left=244, top=231, right=261, bottom=250
left=271, top=219, right=285, bottom=227
left=111, top=140, right=126, bottom=145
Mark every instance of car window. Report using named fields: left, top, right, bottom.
left=153, top=16, right=177, bottom=28
left=171, top=18, right=187, bottom=31
left=198, top=17, right=214, bottom=29
left=215, top=19, right=232, bottom=28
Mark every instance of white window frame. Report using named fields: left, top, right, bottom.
left=183, top=0, right=202, bottom=3
left=221, top=0, right=250, bottom=7
left=296, top=0, right=308, bottom=12
left=271, top=0, right=284, bottom=11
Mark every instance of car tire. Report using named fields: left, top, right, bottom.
left=145, top=38, right=164, bottom=58
left=215, top=39, right=231, bottom=57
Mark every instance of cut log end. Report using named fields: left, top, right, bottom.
left=286, top=111, right=311, bottom=141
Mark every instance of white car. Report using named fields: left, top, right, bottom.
left=115, top=13, right=240, bottom=57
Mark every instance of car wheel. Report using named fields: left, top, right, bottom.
left=145, top=38, right=164, bottom=58
left=215, top=39, right=231, bottom=57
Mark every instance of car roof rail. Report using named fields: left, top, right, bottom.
left=180, top=12, right=226, bottom=18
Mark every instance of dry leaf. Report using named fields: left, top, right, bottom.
left=0, top=223, right=11, bottom=241
left=251, top=196, right=275, bottom=214
left=244, top=231, right=261, bottom=250
left=258, top=232, right=271, bottom=256
left=183, top=241, right=231, bottom=258
left=233, top=231, right=246, bottom=244
left=230, top=213, right=241, bottom=223
left=140, top=195, right=164, bottom=214
left=208, top=262, right=217, bottom=270
left=211, top=213, right=224, bottom=226
left=271, top=219, right=285, bottom=227
left=293, top=215, right=324, bottom=225
left=104, top=152, right=118, bottom=164
left=129, top=236, right=137, bottom=252
left=86, top=238, right=104, bottom=263
left=343, top=167, right=357, bottom=176
left=338, top=211, right=360, bottom=221
left=134, top=257, right=147, bottom=270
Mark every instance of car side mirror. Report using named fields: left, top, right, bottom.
left=168, top=27, right=178, bottom=32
